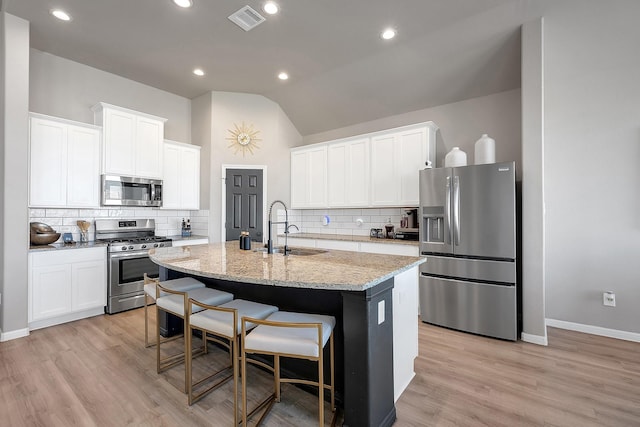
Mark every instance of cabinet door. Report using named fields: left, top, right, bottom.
left=307, top=146, right=327, bottom=207
left=29, top=117, right=67, bottom=207
left=104, top=108, right=136, bottom=175
left=67, top=125, right=101, bottom=207
left=30, top=264, right=73, bottom=321
left=346, top=138, right=370, bottom=206
left=162, top=143, right=180, bottom=209
left=397, top=128, right=427, bottom=205
left=327, top=143, right=347, bottom=207
left=290, top=150, right=308, bottom=208
left=135, top=116, right=164, bottom=179
left=328, top=139, right=370, bottom=208
left=370, top=134, right=398, bottom=205
left=72, top=259, right=106, bottom=311
left=180, top=145, right=200, bottom=209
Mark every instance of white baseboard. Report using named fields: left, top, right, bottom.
left=546, top=318, right=640, bottom=343
left=28, top=307, right=104, bottom=331
left=0, top=328, right=30, bottom=342
left=521, top=332, right=548, bottom=346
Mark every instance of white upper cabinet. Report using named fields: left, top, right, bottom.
left=29, top=113, right=101, bottom=208
left=291, top=121, right=437, bottom=208
left=162, top=140, right=200, bottom=210
left=291, top=145, right=327, bottom=209
left=92, top=103, right=166, bottom=179
left=327, top=138, right=370, bottom=207
left=371, top=124, right=437, bottom=206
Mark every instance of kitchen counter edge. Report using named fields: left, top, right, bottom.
left=29, top=241, right=109, bottom=252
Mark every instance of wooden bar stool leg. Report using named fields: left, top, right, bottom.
left=318, top=347, right=324, bottom=427
left=274, top=355, right=281, bottom=403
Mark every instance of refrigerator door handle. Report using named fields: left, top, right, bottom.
left=453, top=175, right=460, bottom=246
left=445, top=176, right=453, bottom=244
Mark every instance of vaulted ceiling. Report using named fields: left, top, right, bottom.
left=2, top=0, right=549, bottom=135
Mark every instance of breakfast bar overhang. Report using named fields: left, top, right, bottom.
left=149, top=242, right=424, bottom=427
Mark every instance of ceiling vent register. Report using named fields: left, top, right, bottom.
left=228, top=6, right=265, bottom=31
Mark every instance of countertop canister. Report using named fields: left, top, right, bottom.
left=474, top=134, right=496, bottom=165
left=444, top=147, right=467, bottom=167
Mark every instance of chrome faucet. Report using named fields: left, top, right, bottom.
left=267, top=200, right=289, bottom=255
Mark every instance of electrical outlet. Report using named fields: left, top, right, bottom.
left=603, top=291, right=616, bottom=307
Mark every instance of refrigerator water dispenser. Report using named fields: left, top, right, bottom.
left=422, top=207, right=445, bottom=243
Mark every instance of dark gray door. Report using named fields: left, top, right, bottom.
left=225, top=169, right=263, bottom=242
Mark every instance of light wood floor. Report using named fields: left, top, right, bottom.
left=1, top=308, right=639, bottom=426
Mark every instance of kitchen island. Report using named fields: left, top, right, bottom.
left=149, top=242, right=424, bottom=427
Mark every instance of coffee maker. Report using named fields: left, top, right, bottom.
left=395, top=208, right=419, bottom=241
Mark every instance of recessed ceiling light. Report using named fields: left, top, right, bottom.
left=51, top=9, right=72, bottom=21
left=193, top=68, right=205, bottom=76
left=278, top=72, right=289, bottom=81
left=263, top=1, right=279, bottom=15
left=381, top=28, right=396, bottom=40
left=173, top=0, right=193, bottom=8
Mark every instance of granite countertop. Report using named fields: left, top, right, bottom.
left=29, top=241, right=108, bottom=252
left=283, top=232, right=419, bottom=246
left=149, top=241, right=424, bottom=291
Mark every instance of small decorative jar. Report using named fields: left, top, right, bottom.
left=444, top=147, right=467, bottom=167
left=474, top=134, right=496, bottom=165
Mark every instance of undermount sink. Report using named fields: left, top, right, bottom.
left=254, top=247, right=327, bottom=256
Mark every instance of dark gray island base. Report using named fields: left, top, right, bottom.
left=160, top=267, right=396, bottom=427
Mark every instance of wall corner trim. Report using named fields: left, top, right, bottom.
left=546, top=318, right=640, bottom=343
left=521, top=332, right=548, bottom=346
left=0, top=328, right=30, bottom=342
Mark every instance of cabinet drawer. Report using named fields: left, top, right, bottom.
left=30, top=247, right=106, bottom=267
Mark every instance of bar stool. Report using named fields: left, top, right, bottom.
left=156, top=283, right=233, bottom=392
left=241, top=311, right=336, bottom=427
left=186, top=299, right=278, bottom=423
left=143, top=274, right=205, bottom=348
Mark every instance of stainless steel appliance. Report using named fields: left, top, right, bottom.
left=419, top=161, right=518, bottom=340
left=95, top=219, right=172, bottom=314
left=101, top=175, right=163, bottom=207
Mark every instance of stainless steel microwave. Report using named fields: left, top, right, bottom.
left=101, top=175, right=163, bottom=207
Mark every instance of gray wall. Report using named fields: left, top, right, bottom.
left=0, top=12, right=29, bottom=338
left=543, top=0, right=640, bottom=333
left=29, top=49, right=191, bottom=141
left=303, top=89, right=522, bottom=177
left=204, top=91, right=302, bottom=242
left=191, top=92, right=213, bottom=209
left=521, top=18, right=546, bottom=342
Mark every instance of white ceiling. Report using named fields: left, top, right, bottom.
left=2, top=0, right=547, bottom=135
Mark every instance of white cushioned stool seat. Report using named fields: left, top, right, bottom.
left=244, top=311, right=336, bottom=358
left=190, top=299, right=278, bottom=339
left=241, top=310, right=337, bottom=426
left=157, top=287, right=233, bottom=315
left=144, top=277, right=204, bottom=299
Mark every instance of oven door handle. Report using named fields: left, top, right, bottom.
left=110, top=250, right=150, bottom=259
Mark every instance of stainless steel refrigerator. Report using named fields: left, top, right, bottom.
left=419, top=161, right=518, bottom=341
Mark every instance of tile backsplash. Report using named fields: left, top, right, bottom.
left=29, top=208, right=209, bottom=243
left=279, top=208, right=414, bottom=236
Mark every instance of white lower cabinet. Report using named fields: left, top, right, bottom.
left=359, top=242, right=419, bottom=257
left=392, top=266, right=419, bottom=402
left=172, top=237, right=209, bottom=247
left=29, top=247, right=107, bottom=330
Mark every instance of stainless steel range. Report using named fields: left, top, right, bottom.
left=95, top=219, right=172, bottom=314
